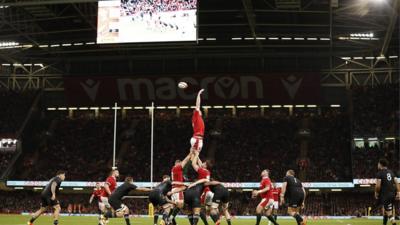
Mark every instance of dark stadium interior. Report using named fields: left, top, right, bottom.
left=0, top=0, right=399, bottom=221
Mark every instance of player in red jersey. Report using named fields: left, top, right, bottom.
left=100, top=169, right=119, bottom=224
left=270, top=182, right=281, bottom=225
left=182, top=151, right=211, bottom=225
left=89, top=182, right=105, bottom=225
left=191, top=89, right=205, bottom=152
left=167, top=152, right=192, bottom=225
left=252, top=169, right=279, bottom=225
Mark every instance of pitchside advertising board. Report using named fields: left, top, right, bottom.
left=64, top=74, right=321, bottom=106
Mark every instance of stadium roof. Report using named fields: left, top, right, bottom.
left=0, top=0, right=398, bottom=74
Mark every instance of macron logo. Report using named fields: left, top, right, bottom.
left=80, top=79, right=100, bottom=102
left=281, top=75, right=303, bottom=100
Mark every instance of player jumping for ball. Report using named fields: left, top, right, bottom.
left=191, top=89, right=205, bottom=152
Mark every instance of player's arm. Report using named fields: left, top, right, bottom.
left=191, top=152, right=200, bottom=172
left=375, top=179, right=381, bottom=199
left=280, top=182, right=287, bottom=205
left=253, top=184, right=270, bottom=198
left=50, top=181, right=57, bottom=200
left=89, top=194, right=95, bottom=204
left=395, top=177, right=400, bottom=200
left=195, top=89, right=204, bottom=111
left=104, top=183, right=111, bottom=196
left=302, top=186, right=306, bottom=208
left=172, top=181, right=187, bottom=186
left=181, top=152, right=192, bottom=168
left=205, top=181, right=222, bottom=186
left=136, top=187, right=152, bottom=192
left=167, top=186, right=187, bottom=196
left=188, top=178, right=209, bottom=189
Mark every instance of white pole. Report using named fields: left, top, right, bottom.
left=112, top=102, right=117, bottom=169
left=150, top=102, right=154, bottom=187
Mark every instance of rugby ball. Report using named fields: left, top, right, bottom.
left=178, top=82, right=188, bottom=89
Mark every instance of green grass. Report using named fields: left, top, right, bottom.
left=0, top=215, right=383, bottom=225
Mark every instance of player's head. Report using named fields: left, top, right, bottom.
left=56, top=170, right=66, bottom=181
left=162, top=175, right=171, bottom=182
left=378, top=158, right=389, bottom=169
left=202, top=160, right=213, bottom=169
left=261, top=169, right=270, bottom=177
left=286, top=170, right=295, bottom=177
left=95, top=182, right=101, bottom=189
left=111, top=169, right=119, bottom=178
left=125, top=176, right=133, bottom=184
left=175, top=159, right=181, bottom=166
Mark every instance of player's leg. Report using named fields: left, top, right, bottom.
left=256, top=198, right=267, bottom=225
left=123, top=205, right=131, bottom=225
left=98, top=202, right=106, bottom=225
left=199, top=208, right=209, bottom=225
left=288, top=207, right=305, bottom=225
left=222, top=203, right=232, bottom=225
left=264, top=200, right=278, bottom=225
left=192, top=207, right=201, bottom=225
left=384, top=197, right=397, bottom=225
left=52, top=204, right=61, bottom=225
left=161, top=203, right=173, bottom=224
left=154, top=210, right=160, bottom=225
left=209, top=203, right=221, bottom=225
left=28, top=207, right=47, bottom=225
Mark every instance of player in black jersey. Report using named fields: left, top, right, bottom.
left=375, top=159, right=400, bottom=225
left=104, top=176, right=151, bottom=225
left=28, top=171, right=66, bottom=225
left=149, top=175, right=175, bottom=225
left=280, top=170, right=306, bottom=225
left=205, top=180, right=232, bottom=225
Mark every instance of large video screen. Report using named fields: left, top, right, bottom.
left=97, top=0, right=197, bottom=43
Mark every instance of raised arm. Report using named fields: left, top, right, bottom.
left=181, top=152, right=192, bottom=168
left=195, top=89, right=204, bottom=111
left=191, top=152, right=200, bottom=172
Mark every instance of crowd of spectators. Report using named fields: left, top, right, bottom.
left=352, top=139, right=399, bottom=178
left=122, top=0, right=196, bottom=16
left=0, top=190, right=386, bottom=217
left=11, top=107, right=356, bottom=182
left=307, top=108, right=352, bottom=181
left=352, top=84, right=399, bottom=136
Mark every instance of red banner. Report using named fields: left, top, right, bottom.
left=64, top=74, right=321, bottom=106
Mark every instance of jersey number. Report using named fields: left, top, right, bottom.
left=387, top=173, right=392, bottom=181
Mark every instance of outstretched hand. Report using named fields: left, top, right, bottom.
left=198, top=89, right=204, bottom=95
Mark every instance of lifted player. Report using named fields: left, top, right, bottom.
left=205, top=180, right=232, bottom=225
left=280, top=170, right=306, bottom=225
left=191, top=89, right=205, bottom=152
left=375, top=159, right=400, bottom=225
left=149, top=175, right=175, bottom=225
left=28, top=171, right=66, bottom=225
left=104, top=176, right=151, bottom=225
left=252, top=169, right=279, bottom=225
